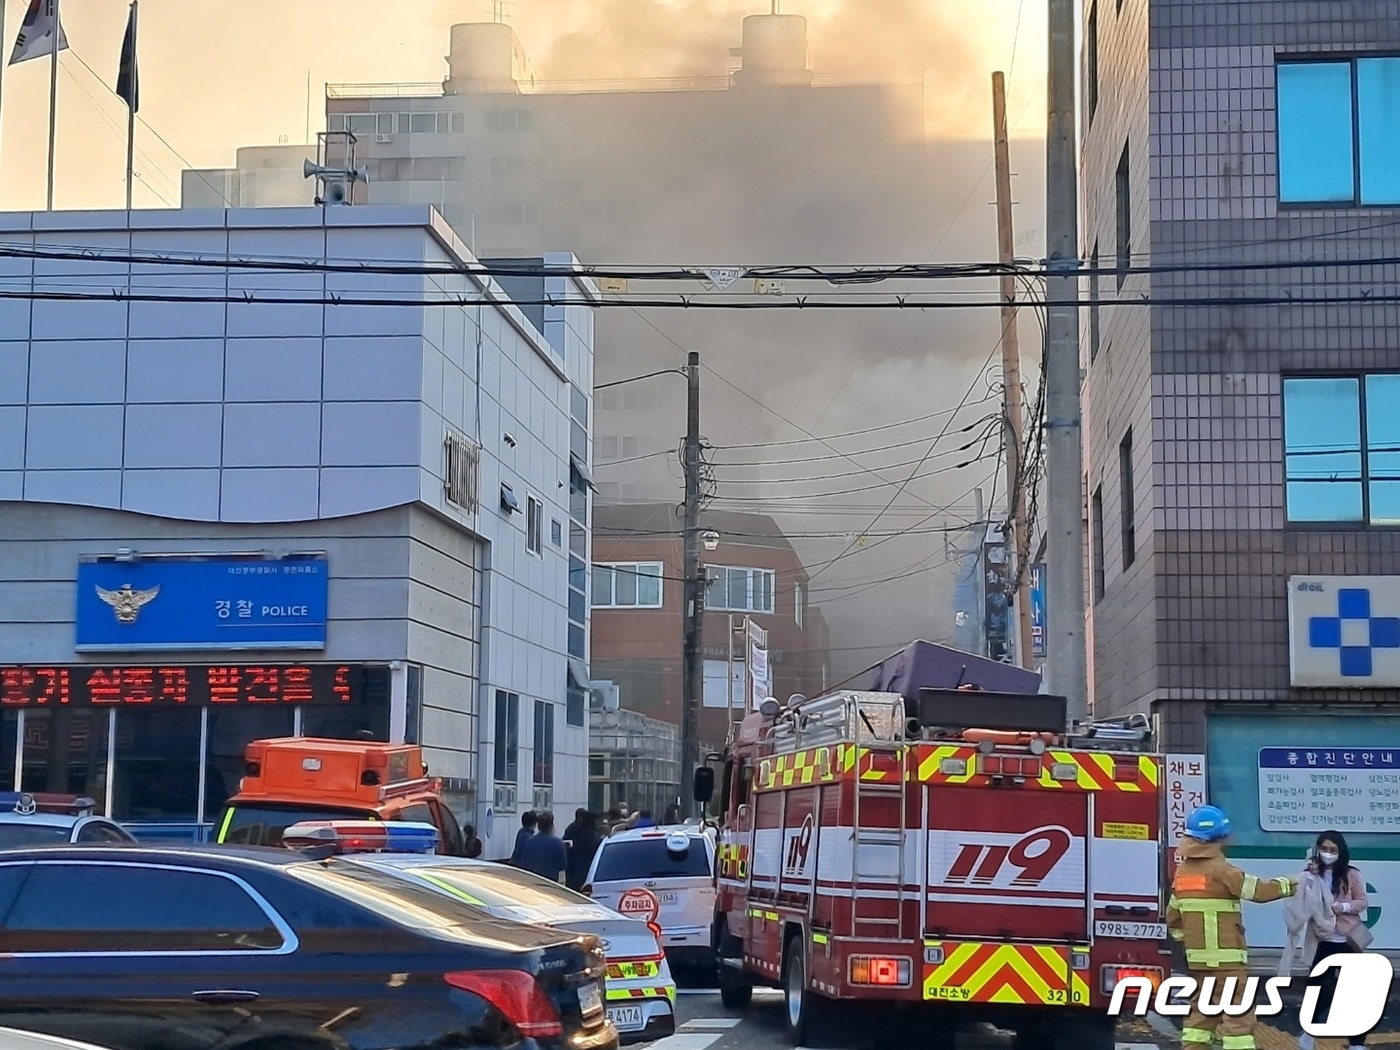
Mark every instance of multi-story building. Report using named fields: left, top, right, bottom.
left=1082, top=0, right=1400, bottom=947
left=182, top=11, right=1008, bottom=681
left=181, top=145, right=317, bottom=209
left=0, top=205, right=596, bottom=859
left=589, top=503, right=829, bottom=751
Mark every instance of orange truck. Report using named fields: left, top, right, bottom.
left=214, top=736, right=472, bottom=856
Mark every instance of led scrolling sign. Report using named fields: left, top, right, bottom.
left=0, top=664, right=378, bottom=708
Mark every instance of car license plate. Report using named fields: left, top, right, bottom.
left=579, top=982, right=603, bottom=1016
left=657, top=891, right=678, bottom=904
left=608, top=1005, right=645, bottom=1031
left=1095, top=920, right=1167, bottom=940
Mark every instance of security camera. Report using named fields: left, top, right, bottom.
left=503, top=433, right=517, bottom=448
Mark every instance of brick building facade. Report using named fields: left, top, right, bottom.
left=589, top=504, right=830, bottom=752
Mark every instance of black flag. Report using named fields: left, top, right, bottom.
left=116, top=1, right=137, bottom=112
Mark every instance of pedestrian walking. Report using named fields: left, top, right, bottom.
left=1298, top=830, right=1373, bottom=1050
left=511, top=810, right=537, bottom=865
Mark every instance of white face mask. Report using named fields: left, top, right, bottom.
left=1319, top=851, right=1339, bottom=865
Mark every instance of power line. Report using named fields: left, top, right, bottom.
left=712, top=415, right=998, bottom=468
left=711, top=392, right=1000, bottom=450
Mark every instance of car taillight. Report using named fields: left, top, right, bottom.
left=445, top=970, right=564, bottom=1038
left=647, top=921, right=663, bottom=940
left=1100, top=965, right=1164, bottom=994
left=849, top=955, right=912, bottom=987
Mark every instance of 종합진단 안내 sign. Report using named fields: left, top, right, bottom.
left=1257, top=746, right=1400, bottom=833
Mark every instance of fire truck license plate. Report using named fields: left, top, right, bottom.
left=608, top=1005, right=645, bottom=1031
left=1095, top=920, right=1167, bottom=940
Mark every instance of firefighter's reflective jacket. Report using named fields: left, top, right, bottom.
left=1165, top=836, right=1297, bottom=969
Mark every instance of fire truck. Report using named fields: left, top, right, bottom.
left=694, top=685, right=1170, bottom=1050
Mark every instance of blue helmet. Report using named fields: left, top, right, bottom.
left=1184, top=804, right=1232, bottom=842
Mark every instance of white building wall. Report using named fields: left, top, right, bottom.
left=0, top=205, right=596, bottom=835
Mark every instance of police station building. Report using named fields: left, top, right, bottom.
left=0, top=205, right=597, bottom=851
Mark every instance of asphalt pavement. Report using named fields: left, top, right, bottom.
left=629, top=982, right=1400, bottom=1050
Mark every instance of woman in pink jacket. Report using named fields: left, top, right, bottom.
left=1299, top=829, right=1371, bottom=1050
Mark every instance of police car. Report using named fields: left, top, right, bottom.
left=281, top=820, right=679, bottom=1044
left=0, top=792, right=136, bottom=848
left=582, top=826, right=716, bottom=972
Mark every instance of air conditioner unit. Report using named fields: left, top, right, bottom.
left=533, top=787, right=552, bottom=812
left=590, top=681, right=620, bottom=712
left=493, top=783, right=517, bottom=812
left=375, top=134, right=392, bottom=143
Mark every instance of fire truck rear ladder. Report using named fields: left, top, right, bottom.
left=850, top=744, right=907, bottom=937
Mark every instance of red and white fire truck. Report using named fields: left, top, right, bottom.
left=694, top=685, right=1170, bottom=1050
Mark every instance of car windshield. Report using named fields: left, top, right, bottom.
left=593, top=839, right=711, bottom=881
left=410, top=865, right=596, bottom=911
left=220, top=802, right=373, bottom=847
left=0, top=823, right=70, bottom=848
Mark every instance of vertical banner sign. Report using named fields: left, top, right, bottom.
left=1030, top=563, right=1047, bottom=659
left=1164, top=754, right=1207, bottom=879
left=745, top=618, right=770, bottom=711
left=983, top=523, right=1011, bottom=663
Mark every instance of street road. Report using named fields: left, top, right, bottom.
left=633, top=988, right=1174, bottom=1050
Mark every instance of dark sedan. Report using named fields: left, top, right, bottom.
left=0, top=844, right=619, bottom=1050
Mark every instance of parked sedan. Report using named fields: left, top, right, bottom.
left=342, top=850, right=679, bottom=1044
left=0, top=793, right=137, bottom=848
left=0, top=1030, right=119, bottom=1050
left=0, top=844, right=618, bottom=1050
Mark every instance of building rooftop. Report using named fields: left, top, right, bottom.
left=326, top=73, right=921, bottom=101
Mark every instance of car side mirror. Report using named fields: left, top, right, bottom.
left=693, top=766, right=715, bottom=804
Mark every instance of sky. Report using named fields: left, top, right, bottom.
left=0, top=0, right=1048, bottom=211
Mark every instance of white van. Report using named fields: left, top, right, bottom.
left=584, top=826, right=717, bottom=972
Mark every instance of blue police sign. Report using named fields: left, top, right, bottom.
left=76, top=554, right=328, bottom=652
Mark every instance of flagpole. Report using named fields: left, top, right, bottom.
left=124, top=0, right=137, bottom=210
left=44, top=5, right=57, bottom=210
left=0, top=1, right=8, bottom=185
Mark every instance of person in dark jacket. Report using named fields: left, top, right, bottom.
left=462, top=823, right=483, bottom=859
left=565, top=811, right=603, bottom=892
left=517, top=810, right=568, bottom=883
left=562, top=807, right=588, bottom=847
left=511, top=810, right=537, bottom=864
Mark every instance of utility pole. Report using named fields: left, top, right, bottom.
left=992, top=71, right=1035, bottom=670
left=1045, top=0, right=1088, bottom=724
left=680, top=352, right=703, bottom=818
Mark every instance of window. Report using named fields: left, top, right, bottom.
left=1284, top=374, right=1400, bottom=525
left=1, top=864, right=284, bottom=953
left=795, top=582, right=805, bottom=629
left=566, top=683, right=586, bottom=727
left=551, top=519, right=563, bottom=547
left=1087, top=3, right=1099, bottom=121
left=526, top=495, right=543, bottom=556
left=591, top=838, right=712, bottom=882
left=533, top=700, right=555, bottom=786
left=76, top=822, right=131, bottom=844
left=591, top=563, right=663, bottom=608
left=395, top=802, right=435, bottom=825
left=1277, top=58, right=1400, bottom=206
left=486, top=108, right=534, bottom=133
left=493, top=690, right=519, bottom=784
left=1089, top=242, right=1101, bottom=362
left=705, top=566, right=776, bottom=614
left=1119, top=430, right=1135, bottom=568
left=1115, top=144, right=1130, bottom=289
left=409, top=112, right=438, bottom=134
left=1091, top=486, right=1106, bottom=602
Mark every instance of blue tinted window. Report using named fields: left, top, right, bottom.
left=568, top=623, right=585, bottom=659
left=1358, top=59, right=1400, bottom=204
left=1283, top=377, right=1362, bottom=522
left=1277, top=62, right=1355, bottom=203
left=1367, top=374, right=1400, bottom=525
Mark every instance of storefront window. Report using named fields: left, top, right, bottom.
left=205, top=707, right=295, bottom=815
left=111, top=708, right=202, bottom=823
left=21, top=709, right=110, bottom=810
left=303, top=702, right=390, bottom=741
left=1, top=711, right=15, bottom=791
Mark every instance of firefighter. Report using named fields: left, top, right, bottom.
left=1166, top=804, right=1298, bottom=1050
